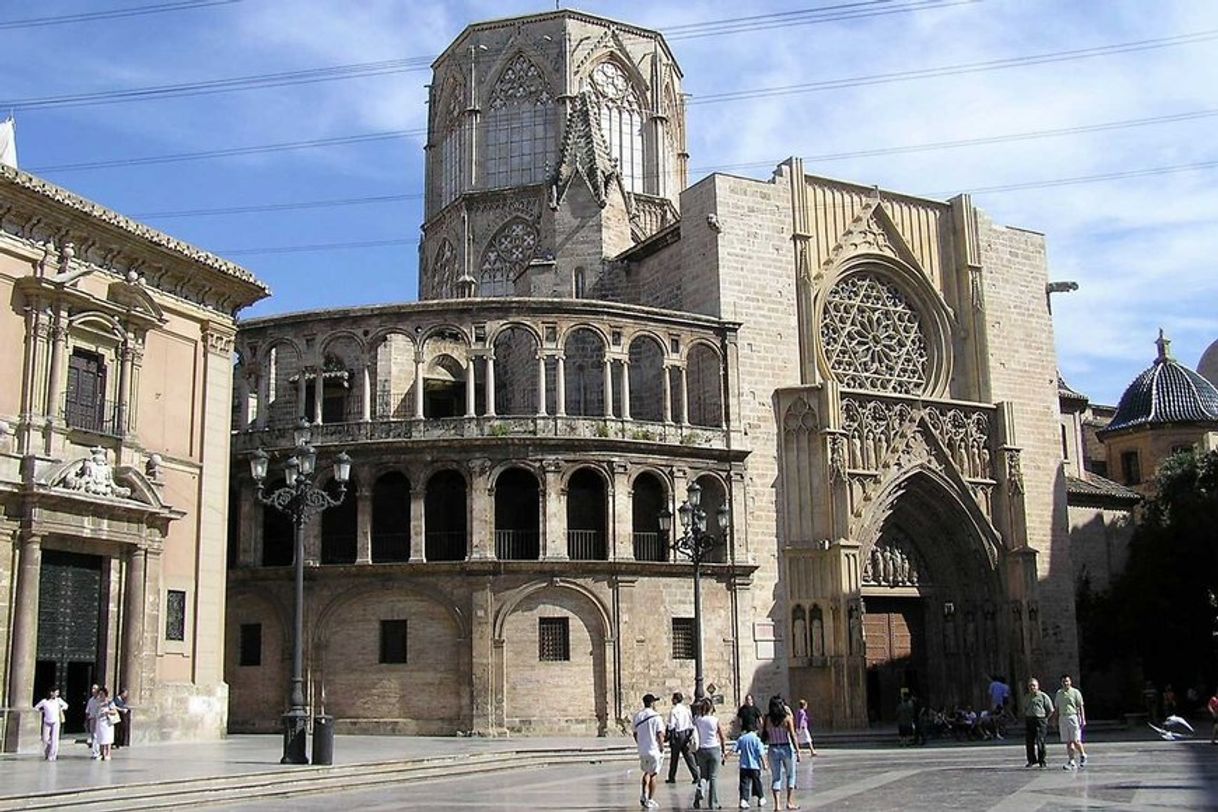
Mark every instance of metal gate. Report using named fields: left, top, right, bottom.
left=35, top=550, right=105, bottom=733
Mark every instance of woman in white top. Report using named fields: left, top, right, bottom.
left=33, top=686, right=69, bottom=761
left=692, top=698, right=728, bottom=809
left=94, top=687, right=117, bottom=761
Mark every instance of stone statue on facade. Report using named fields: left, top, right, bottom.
left=63, top=446, right=132, bottom=499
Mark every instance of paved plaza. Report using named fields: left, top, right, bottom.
left=202, top=739, right=1213, bottom=811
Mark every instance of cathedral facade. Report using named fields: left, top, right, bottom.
left=226, top=10, right=1076, bottom=733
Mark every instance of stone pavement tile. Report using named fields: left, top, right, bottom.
left=190, top=740, right=1218, bottom=811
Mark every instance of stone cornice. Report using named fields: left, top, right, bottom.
left=0, top=164, right=270, bottom=316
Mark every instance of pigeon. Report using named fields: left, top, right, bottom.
left=1149, top=716, right=1196, bottom=741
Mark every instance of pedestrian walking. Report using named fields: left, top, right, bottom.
left=113, top=688, right=131, bottom=749
left=666, top=692, right=700, bottom=785
left=1022, top=678, right=1053, bottom=768
left=737, top=694, right=762, bottom=734
left=94, top=687, right=117, bottom=761
left=633, top=693, right=666, bottom=809
left=692, top=698, right=727, bottom=809
left=794, top=699, right=817, bottom=757
left=763, top=695, right=800, bottom=810
left=1050, top=674, right=1087, bottom=770
left=735, top=722, right=766, bottom=809
left=33, top=686, right=68, bottom=761
left=84, top=684, right=101, bottom=759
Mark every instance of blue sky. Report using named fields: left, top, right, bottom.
left=4, top=0, right=1217, bottom=405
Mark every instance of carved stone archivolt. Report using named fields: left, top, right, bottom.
left=841, top=396, right=992, bottom=481
left=862, top=530, right=927, bottom=588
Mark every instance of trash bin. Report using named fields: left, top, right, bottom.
left=312, top=714, right=334, bottom=765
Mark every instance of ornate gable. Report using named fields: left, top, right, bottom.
left=822, top=197, right=925, bottom=275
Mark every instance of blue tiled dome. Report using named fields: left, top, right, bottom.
left=1101, top=331, right=1218, bottom=436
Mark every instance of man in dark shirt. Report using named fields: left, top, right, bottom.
left=1023, top=678, right=1054, bottom=768
left=737, top=693, right=762, bottom=733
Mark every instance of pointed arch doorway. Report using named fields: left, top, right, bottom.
left=860, top=471, right=1004, bottom=723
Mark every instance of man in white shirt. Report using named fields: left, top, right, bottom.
left=633, top=693, right=667, bottom=809
left=85, top=684, right=101, bottom=759
left=33, top=686, right=69, bottom=761
left=666, top=691, right=700, bottom=784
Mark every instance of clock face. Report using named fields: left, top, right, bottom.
left=591, top=61, right=629, bottom=99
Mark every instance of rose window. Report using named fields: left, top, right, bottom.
left=820, top=273, right=929, bottom=394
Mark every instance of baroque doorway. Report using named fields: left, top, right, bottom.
left=34, top=550, right=105, bottom=733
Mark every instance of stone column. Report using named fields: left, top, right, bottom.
left=602, top=358, right=613, bottom=417
left=257, top=365, right=271, bottom=429
left=5, top=532, right=41, bottom=751
left=410, top=485, right=426, bottom=562
left=121, top=545, right=148, bottom=700
left=361, top=363, right=372, bottom=422
left=465, top=358, right=476, bottom=417
left=469, top=579, right=495, bottom=735
left=238, top=480, right=259, bottom=567
left=413, top=353, right=425, bottom=419
left=355, top=484, right=373, bottom=564
left=679, top=366, right=690, bottom=425
left=235, top=368, right=251, bottom=431
left=312, top=370, right=323, bottom=425
left=661, top=366, right=673, bottom=424
left=485, top=355, right=497, bottom=417
left=555, top=356, right=567, bottom=416
left=469, top=460, right=495, bottom=560
left=542, top=460, right=567, bottom=560
left=45, top=307, right=68, bottom=421
left=621, top=360, right=631, bottom=421
left=613, top=463, right=634, bottom=561
left=536, top=354, right=547, bottom=417
left=296, top=370, right=308, bottom=421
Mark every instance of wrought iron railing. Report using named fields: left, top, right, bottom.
left=632, top=531, right=669, bottom=562
left=370, top=532, right=411, bottom=562
left=495, top=529, right=540, bottom=560
left=424, top=531, right=466, bottom=562
left=566, top=529, right=606, bottom=561
left=63, top=397, right=126, bottom=437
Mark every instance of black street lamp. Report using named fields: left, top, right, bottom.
left=248, top=419, right=351, bottom=765
left=659, top=481, right=730, bottom=701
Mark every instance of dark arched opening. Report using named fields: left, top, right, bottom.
left=567, top=468, right=607, bottom=560
left=694, top=474, right=728, bottom=563
left=261, top=479, right=293, bottom=566
left=424, top=353, right=467, bottom=418
left=631, top=471, right=668, bottom=562
left=687, top=344, right=723, bottom=427
left=320, top=476, right=358, bottom=564
left=425, top=470, right=467, bottom=561
left=495, top=467, right=540, bottom=560
left=628, top=335, right=665, bottom=422
left=563, top=328, right=606, bottom=416
left=372, top=471, right=411, bottom=562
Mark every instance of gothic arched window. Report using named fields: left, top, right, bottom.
left=479, top=218, right=538, bottom=296
left=437, top=77, right=466, bottom=209
left=432, top=239, right=457, bottom=299
left=483, top=54, right=555, bottom=188
left=820, top=272, right=929, bottom=395
left=589, top=59, right=645, bottom=194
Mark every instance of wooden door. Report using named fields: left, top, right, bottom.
left=863, top=598, right=925, bottom=723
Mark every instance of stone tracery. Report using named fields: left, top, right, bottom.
left=479, top=218, right=539, bottom=296
left=821, top=273, right=929, bottom=395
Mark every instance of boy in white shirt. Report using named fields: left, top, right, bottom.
left=33, top=686, right=69, bottom=761
left=633, top=693, right=667, bottom=808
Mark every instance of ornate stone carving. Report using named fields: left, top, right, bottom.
left=828, top=434, right=847, bottom=483
left=781, top=397, right=818, bottom=434
left=862, top=531, right=925, bottom=588
left=431, top=239, right=457, bottom=299
left=204, top=329, right=235, bottom=356
left=489, top=54, right=552, bottom=109
left=820, top=273, right=929, bottom=395
left=841, top=396, right=992, bottom=480
left=58, top=446, right=132, bottom=499
left=480, top=217, right=538, bottom=296
left=1005, top=448, right=1024, bottom=495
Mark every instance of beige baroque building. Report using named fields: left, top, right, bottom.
left=0, top=164, right=268, bottom=751
left=227, top=9, right=1079, bottom=734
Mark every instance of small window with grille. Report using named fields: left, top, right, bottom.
left=165, top=590, right=187, bottom=641
left=672, top=617, right=697, bottom=660
left=538, top=617, right=570, bottom=661
left=239, top=623, right=262, bottom=667
left=380, top=619, right=409, bottom=664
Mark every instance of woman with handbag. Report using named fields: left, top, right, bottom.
left=94, top=687, right=118, bottom=761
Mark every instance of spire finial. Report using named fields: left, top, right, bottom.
left=1155, top=328, right=1172, bottom=363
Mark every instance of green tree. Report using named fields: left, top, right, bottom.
left=1082, top=450, right=1218, bottom=696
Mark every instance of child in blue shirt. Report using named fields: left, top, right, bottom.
left=735, top=728, right=767, bottom=809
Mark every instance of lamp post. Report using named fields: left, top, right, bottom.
left=659, top=481, right=730, bottom=701
left=248, top=418, right=351, bottom=765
